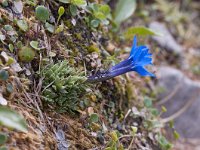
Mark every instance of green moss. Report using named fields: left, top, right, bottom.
left=87, top=44, right=100, bottom=53
left=75, top=33, right=83, bottom=40
left=64, top=20, right=73, bottom=28
left=40, top=61, right=88, bottom=113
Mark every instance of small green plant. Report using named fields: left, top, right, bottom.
left=40, top=61, right=88, bottom=113
left=86, top=3, right=111, bottom=28
left=18, top=46, right=35, bottom=62
left=35, top=5, right=49, bottom=22
left=105, top=131, right=124, bottom=150
left=89, top=113, right=99, bottom=123
left=30, top=41, right=41, bottom=50
left=157, top=134, right=173, bottom=150
left=57, top=6, right=65, bottom=24
left=59, top=0, right=87, bottom=7
left=16, top=19, right=28, bottom=32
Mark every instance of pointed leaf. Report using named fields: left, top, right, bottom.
left=17, top=20, right=28, bottom=32
left=58, top=0, right=70, bottom=3
left=124, top=26, right=161, bottom=40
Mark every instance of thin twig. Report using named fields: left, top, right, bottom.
left=128, top=136, right=135, bottom=150
left=123, top=109, right=131, bottom=124
left=119, top=135, right=132, bottom=140
left=41, top=80, right=55, bottom=93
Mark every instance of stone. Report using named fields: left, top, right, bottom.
left=11, top=63, right=23, bottom=73
left=149, top=22, right=183, bottom=55
left=13, top=0, right=23, bottom=13
left=157, top=66, right=200, bottom=138
left=0, top=93, right=7, bottom=106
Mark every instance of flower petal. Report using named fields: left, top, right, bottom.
left=145, top=53, right=152, bottom=57
left=137, top=48, right=149, bottom=61
left=132, top=66, right=155, bottom=77
left=137, top=57, right=153, bottom=66
left=131, top=45, right=147, bottom=62
left=130, top=36, right=137, bottom=56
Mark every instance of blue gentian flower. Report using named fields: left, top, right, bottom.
left=87, top=36, right=155, bottom=83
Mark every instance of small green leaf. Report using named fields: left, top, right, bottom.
left=3, top=25, right=13, bottom=31
left=99, top=4, right=110, bottom=16
left=6, top=57, right=15, bottom=65
left=30, top=41, right=40, bottom=50
left=71, top=0, right=87, bottom=7
left=18, top=46, right=35, bottom=62
left=70, top=5, right=77, bottom=16
left=58, top=0, right=70, bottom=3
left=25, top=0, right=37, bottom=6
left=124, top=26, right=161, bottom=40
left=58, top=6, right=65, bottom=17
left=35, top=5, right=49, bottom=22
left=169, top=120, right=174, bottom=128
left=105, top=147, right=112, bottom=150
left=94, top=12, right=106, bottom=20
left=114, top=0, right=136, bottom=25
left=16, top=41, right=23, bottom=49
left=144, top=97, right=152, bottom=108
left=8, top=44, right=14, bottom=52
left=110, top=131, right=118, bottom=142
left=55, top=24, right=64, bottom=33
left=0, top=106, right=27, bottom=132
left=0, top=70, right=9, bottom=81
left=17, top=19, right=28, bottom=32
left=90, top=19, right=100, bottom=28
left=173, top=131, right=180, bottom=140
left=131, top=126, right=137, bottom=136
left=2, top=0, right=8, bottom=7
left=0, top=133, right=7, bottom=145
left=157, top=134, right=173, bottom=150
left=161, top=106, right=167, bottom=113
left=119, top=144, right=124, bottom=150
left=150, top=108, right=159, bottom=117
left=45, top=22, right=55, bottom=33
left=89, top=113, right=99, bottom=123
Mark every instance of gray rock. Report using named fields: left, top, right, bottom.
left=11, top=63, right=23, bottom=73
left=149, top=22, right=183, bottom=55
left=157, top=66, right=200, bottom=138
left=13, top=0, right=23, bottom=13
